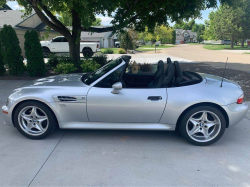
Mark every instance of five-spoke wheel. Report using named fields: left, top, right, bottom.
left=14, top=101, right=58, bottom=139
left=179, top=105, right=226, bottom=146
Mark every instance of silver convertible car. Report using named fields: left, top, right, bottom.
left=2, top=55, right=248, bottom=146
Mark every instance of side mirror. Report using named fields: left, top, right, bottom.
left=51, top=39, right=54, bottom=42
left=111, top=82, right=122, bottom=94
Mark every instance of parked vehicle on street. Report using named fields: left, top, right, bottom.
left=115, top=41, right=120, bottom=48
left=40, top=36, right=101, bottom=57
left=2, top=56, right=248, bottom=146
left=180, top=41, right=185, bottom=44
left=221, top=40, right=236, bottom=45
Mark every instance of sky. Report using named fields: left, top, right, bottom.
left=7, top=1, right=217, bottom=26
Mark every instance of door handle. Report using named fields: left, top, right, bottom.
left=148, top=96, right=162, bottom=101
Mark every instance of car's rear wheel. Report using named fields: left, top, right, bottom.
left=179, top=105, right=226, bottom=146
left=82, top=48, right=93, bottom=58
left=14, top=101, right=58, bottom=139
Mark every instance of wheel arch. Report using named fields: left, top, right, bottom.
left=175, top=102, right=229, bottom=130
left=42, top=46, right=50, bottom=51
left=82, top=47, right=92, bottom=53
left=12, top=99, right=58, bottom=127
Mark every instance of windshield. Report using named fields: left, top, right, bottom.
left=83, top=57, right=123, bottom=85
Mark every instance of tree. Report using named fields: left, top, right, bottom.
left=1, top=0, right=235, bottom=62
left=174, top=20, right=196, bottom=30
left=0, top=25, right=24, bottom=75
left=192, top=24, right=205, bottom=42
left=0, top=40, right=5, bottom=76
left=171, top=29, right=176, bottom=44
left=120, top=31, right=134, bottom=51
left=213, top=5, right=243, bottom=49
left=92, top=18, right=102, bottom=26
left=203, top=12, right=218, bottom=40
left=24, top=30, right=45, bottom=76
left=155, top=25, right=173, bottom=44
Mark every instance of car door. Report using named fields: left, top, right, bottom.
left=61, top=37, right=69, bottom=52
left=87, top=65, right=167, bottom=123
left=49, top=37, right=63, bottom=52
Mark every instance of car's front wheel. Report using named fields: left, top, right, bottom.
left=14, top=101, right=58, bottom=139
left=179, top=105, right=226, bottom=146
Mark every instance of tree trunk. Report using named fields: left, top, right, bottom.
left=241, top=38, right=244, bottom=48
left=231, top=35, right=234, bottom=49
left=69, top=9, right=81, bottom=63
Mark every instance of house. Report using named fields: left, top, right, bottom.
left=81, top=26, right=118, bottom=48
left=175, top=29, right=197, bottom=44
left=0, top=6, right=56, bottom=56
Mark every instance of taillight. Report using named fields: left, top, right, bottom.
left=97, top=44, right=99, bottom=48
left=237, top=94, right=244, bottom=104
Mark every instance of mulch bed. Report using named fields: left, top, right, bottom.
left=0, top=63, right=249, bottom=100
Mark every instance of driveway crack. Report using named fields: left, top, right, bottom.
left=28, top=131, right=67, bottom=187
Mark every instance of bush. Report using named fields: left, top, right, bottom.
left=24, top=30, right=45, bottom=76
left=81, top=59, right=101, bottom=72
left=53, top=63, right=77, bottom=74
left=118, top=48, right=126, bottom=54
left=0, top=25, right=24, bottom=75
left=102, top=48, right=114, bottom=54
left=120, top=31, right=134, bottom=51
left=47, top=54, right=59, bottom=68
left=0, top=41, right=5, bottom=75
left=92, top=53, right=108, bottom=66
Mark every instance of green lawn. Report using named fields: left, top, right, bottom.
left=243, top=52, right=250, bottom=54
left=203, top=44, right=249, bottom=50
left=100, top=48, right=120, bottom=54
left=188, top=43, right=200, bottom=45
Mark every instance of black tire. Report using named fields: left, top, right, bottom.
left=43, top=48, right=50, bottom=58
left=82, top=49, right=93, bottom=58
left=13, top=101, right=58, bottom=139
left=179, top=105, right=226, bottom=146
left=116, top=44, right=120, bottom=48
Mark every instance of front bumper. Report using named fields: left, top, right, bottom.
left=222, top=103, right=248, bottom=127
left=2, top=105, right=12, bottom=126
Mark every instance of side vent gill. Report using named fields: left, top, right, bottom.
left=57, top=96, right=77, bottom=102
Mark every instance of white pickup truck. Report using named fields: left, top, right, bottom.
left=40, top=36, right=100, bottom=57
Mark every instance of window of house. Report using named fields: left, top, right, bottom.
left=184, top=33, right=188, bottom=37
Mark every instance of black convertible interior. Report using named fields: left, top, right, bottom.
left=123, top=57, right=203, bottom=88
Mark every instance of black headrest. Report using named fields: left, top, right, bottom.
left=174, top=61, right=184, bottom=84
left=167, top=57, right=172, bottom=64
left=155, top=60, right=164, bottom=79
left=165, top=63, right=174, bottom=76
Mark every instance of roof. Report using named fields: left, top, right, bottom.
left=0, top=10, right=25, bottom=28
left=81, top=31, right=111, bottom=38
left=0, top=4, right=12, bottom=10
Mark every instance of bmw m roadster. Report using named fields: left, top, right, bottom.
left=2, top=55, right=248, bottom=145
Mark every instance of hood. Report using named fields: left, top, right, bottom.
left=40, top=41, right=51, bottom=45
left=19, top=74, right=87, bottom=88
left=199, top=73, right=241, bottom=89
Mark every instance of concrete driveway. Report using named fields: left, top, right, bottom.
left=1, top=80, right=250, bottom=186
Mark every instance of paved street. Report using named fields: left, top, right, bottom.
left=0, top=80, right=250, bottom=186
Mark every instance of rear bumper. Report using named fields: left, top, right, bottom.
left=2, top=105, right=12, bottom=126
left=222, top=103, right=248, bottom=127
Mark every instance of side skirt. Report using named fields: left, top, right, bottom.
left=60, top=122, right=176, bottom=131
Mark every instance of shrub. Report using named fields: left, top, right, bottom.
left=0, top=25, right=24, bottom=75
left=0, top=40, right=5, bottom=75
left=81, top=59, right=101, bottom=72
left=102, top=48, right=114, bottom=54
left=24, top=30, right=45, bottom=76
left=92, top=53, right=108, bottom=66
left=118, top=48, right=126, bottom=54
left=47, top=54, right=59, bottom=68
left=120, top=31, right=134, bottom=51
left=53, top=63, right=77, bottom=74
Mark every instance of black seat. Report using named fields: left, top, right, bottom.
left=173, top=61, right=184, bottom=86
left=167, top=57, right=172, bottom=64
left=160, top=63, right=175, bottom=88
left=148, top=60, right=164, bottom=88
